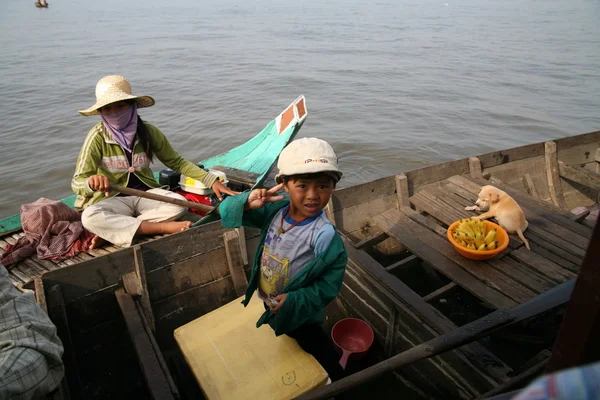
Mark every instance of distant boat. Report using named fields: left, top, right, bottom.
left=35, top=0, right=48, bottom=8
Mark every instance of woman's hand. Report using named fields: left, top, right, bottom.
left=270, top=293, right=287, bottom=313
left=212, top=181, right=240, bottom=201
left=88, top=175, right=111, bottom=197
left=247, top=183, right=284, bottom=210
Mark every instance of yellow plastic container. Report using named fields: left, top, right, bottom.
left=174, top=295, right=329, bottom=400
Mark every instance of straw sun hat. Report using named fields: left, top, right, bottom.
left=78, top=75, right=155, bottom=116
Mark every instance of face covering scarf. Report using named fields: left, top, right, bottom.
left=100, top=103, right=139, bottom=153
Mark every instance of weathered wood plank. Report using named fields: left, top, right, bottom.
left=525, top=231, right=583, bottom=270
left=423, top=282, right=458, bottom=303
left=385, top=254, right=419, bottom=272
left=558, top=160, right=600, bottom=191
left=330, top=176, right=396, bottom=212
left=570, top=208, right=590, bottom=222
left=115, top=289, right=176, bottom=400
left=510, top=248, right=576, bottom=283
left=522, top=173, right=540, bottom=199
left=528, top=241, right=580, bottom=273
left=47, top=285, right=84, bottom=399
left=354, top=230, right=388, bottom=249
left=223, top=230, right=248, bottom=297
left=544, top=141, right=568, bottom=208
left=406, top=159, right=468, bottom=189
left=34, top=277, right=48, bottom=314
left=133, top=246, right=155, bottom=331
left=374, top=211, right=518, bottom=309
left=485, top=257, right=554, bottom=295
left=469, top=157, right=483, bottom=178
left=395, top=174, right=410, bottom=208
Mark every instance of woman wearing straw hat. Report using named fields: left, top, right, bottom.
left=73, top=75, right=238, bottom=249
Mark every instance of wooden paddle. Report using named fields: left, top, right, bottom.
left=107, top=184, right=215, bottom=214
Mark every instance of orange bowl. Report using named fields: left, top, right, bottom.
left=447, top=219, right=509, bottom=260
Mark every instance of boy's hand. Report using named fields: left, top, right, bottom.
left=270, top=293, right=287, bottom=313
left=247, top=183, right=285, bottom=209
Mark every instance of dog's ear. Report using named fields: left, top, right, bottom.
left=491, top=192, right=501, bottom=203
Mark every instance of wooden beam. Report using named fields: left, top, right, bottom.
left=521, top=173, right=540, bottom=199
left=544, top=141, right=567, bottom=209
left=570, top=208, right=590, bottom=222
left=34, top=277, right=48, bottom=314
left=47, top=285, right=84, bottom=399
left=469, top=157, right=483, bottom=179
left=133, top=246, right=155, bottom=331
left=354, top=231, right=388, bottom=249
left=223, top=230, right=248, bottom=297
left=558, top=160, right=600, bottom=191
left=596, top=148, right=600, bottom=174
left=235, top=227, right=248, bottom=267
left=423, top=282, right=458, bottom=303
left=395, top=174, right=410, bottom=209
left=324, top=198, right=336, bottom=226
left=478, top=353, right=549, bottom=399
left=115, top=289, right=176, bottom=400
left=385, top=254, right=419, bottom=272
left=546, top=217, right=600, bottom=372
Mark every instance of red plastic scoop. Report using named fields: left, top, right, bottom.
left=331, top=318, right=374, bottom=369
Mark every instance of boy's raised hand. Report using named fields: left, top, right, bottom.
left=247, top=183, right=285, bottom=209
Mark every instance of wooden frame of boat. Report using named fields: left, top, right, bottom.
left=29, top=131, right=598, bottom=399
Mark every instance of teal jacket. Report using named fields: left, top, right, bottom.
left=220, top=192, right=348, bottom=336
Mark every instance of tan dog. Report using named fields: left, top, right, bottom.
left=474, top=185, right=530, bottom=250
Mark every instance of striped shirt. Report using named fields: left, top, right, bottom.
left=0, top=264, right=64, bottom=399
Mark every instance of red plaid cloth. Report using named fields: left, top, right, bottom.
left=1, top=198, right=94, bottom=266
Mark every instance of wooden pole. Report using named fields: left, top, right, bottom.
left=296, top=279, right=575, bottom=400
left=107, top=184, right=214, bottom=213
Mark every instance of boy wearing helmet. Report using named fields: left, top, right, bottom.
left=220, top=137, right=347, bottom=380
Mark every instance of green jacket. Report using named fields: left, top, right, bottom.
left=72, top=121, right=218, bottom=209
left=221, top=192, right=348, bottom=336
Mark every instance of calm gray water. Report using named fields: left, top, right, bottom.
left=1, top=0, right=600, bottom=216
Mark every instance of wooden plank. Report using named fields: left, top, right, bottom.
left=526, top=230, right=583, bottom=269
left=527, top=241, right=580, bottom=273
left=236, top=227, right=249, bottom=267
left=570, top=208, right=590, bottom=222
left=485, top=257, right=553, bottom=295
left=596, top=148, right=600, bottom=174
left=525, top=224, right=587, bottom=258
left=324, top=198, right=336, bottom=226
left=354, top=230, right=388, bottom=249
left=223, top=230, right=248, bottom=297
left=510, top=248, right=576, bottom=283
left=34, top=277, right=48, bottom=314
left=423, top=282, right=458, bottom=303
left=374, top=211, right=518, bottom=309
left=406, top=159, right=468, bottom=189
left=469, top=157, right=483, bottom=178
left=522, top=173, right=540, bottom=199
left=409, top=192, right=464, bottom=226
left=47, top=285, right=84, bottom=399
left=330, top=176, right=396, bottom=212
left=115, top=289, right=176, bottom=400
left=133, top=245, right=155, bottom=331
left=544, top=141, right=568, bottom=208
left=385, top=254, right=419, bottom=272
left=395, top=174, right=410, bottom=208
left=480, top=351, right=550, bottom=398
left=558, top=160, right=600, bottom=191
